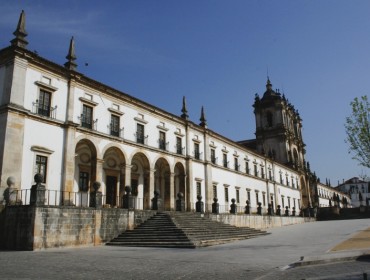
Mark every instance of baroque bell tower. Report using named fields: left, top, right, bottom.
left=253, top=78, right=306, bottom=170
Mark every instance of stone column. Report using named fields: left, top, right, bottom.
left=186, top=159, right=194, bottom=211
left=61, top=78, right=77, bottom=194
left=95, top=159, right=104, bottom=183
left=149, top=168, right=155, bottom=202
left=170, top=172, right=175, bottom=210
left=124, top=164, right=132, bottom=187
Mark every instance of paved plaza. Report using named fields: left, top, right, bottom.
left=0, top=219, right=369, bottom=279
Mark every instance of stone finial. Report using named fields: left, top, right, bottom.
left=199, top=106, right=207, bottom=127
left=154, top=189, right=160, bottom=197
left=64, top=36, right=77, bottom=70
left=266, top=77, right=272, bottom=91
left=10, top=10, right=28, bottom=48
left=181, top=96, right=189, bottom=120
left=124, top=185, right=132, bottom=194
left=34, top=173, right=44, bottom=184
left=92, top=181, right=101, bottom=192
left=6, top=176, right=15, bottom=187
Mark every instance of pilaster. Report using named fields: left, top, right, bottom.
left=124, top=164, right=132, bottom=187
left=170, top=172, right=175, bottom=210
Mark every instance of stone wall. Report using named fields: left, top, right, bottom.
left=206, top=213, right=314, bottom=229
left=0, top=206, right=156, bottom=250
left=0, top=206, right=35, bottom=250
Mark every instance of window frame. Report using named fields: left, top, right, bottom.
left=110, top=114, right=120, bottom=137
left=35, top=154, right=48, bottom=183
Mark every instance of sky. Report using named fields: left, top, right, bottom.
left=0, top=0, right=369, bottom=185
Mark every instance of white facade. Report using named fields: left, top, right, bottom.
left=316, top=182, right=351, bottom=208
left=336, top=177, right=369, bottom=207
left=1, top=12, right=307, bottom=214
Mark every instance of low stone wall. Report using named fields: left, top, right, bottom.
left=206, top=213, right=314, bottom=229
left=0, top=206, right=156, bottom=250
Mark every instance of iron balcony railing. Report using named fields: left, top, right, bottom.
left=32, top=101, right=57, bottom=119
left=108, top=124, right=124, bottom=138
left=79, top=114, right=98, bottom=130
left=135, top=133, right=148, bottom=145
left=158, top=139, right=169, bottom=151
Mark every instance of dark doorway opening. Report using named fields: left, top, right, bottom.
left=106, top=176, right=117, bottom=207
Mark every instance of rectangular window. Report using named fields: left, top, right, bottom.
left=211, top=149, right=216, bottom=164
left=81, top=104, right=93, bottom=129
left=35, top=155, right=47, bottom=183
left=261, top=166, right=265, bottom=179
left=262, top=193, right=266, bottom=206
left=247, top=190, right=251, bottom=202
left=176, top=137, right=182, bottom=155
left=79, top=171, right=89, bottom=192
left=245, top=161, right=249, bottom=174
left=268, top=169, right=272, bottom=180
left=38, top=89, right=51, bottom=117
left=298, top=199, right=301, bottom=209
left=223, top=154, right=228, bottom=168
left=194, top=143, right=200, bottom=159
left=281, top=196, right=285, bottom=208
left=213, top=185, right=217, bottom=198
left=234, top=157, right=239, bottom=171
left=288, top=197, right=291, bottom=208
left=286, top=175, right=289, bottom=186
left=255, top=191, right=259, bottom=204
left=159, top=131, right=166, bottom=150
left=293, top=198, right=296, bottom=208
left=254, top=164, right=258, bottom=177
left=280, top=173, right=283, bottom=184
left=196, top=182, right=201, bottom=197
left=136, top=123, right=145, bottom=144
left=236, top=189, right=240, bottom=203
left=110, top=114, right=120, bottom=137
left=224, top=188, right=229, bottom=202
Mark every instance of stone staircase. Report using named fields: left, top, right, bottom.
left=106, top=212, right=269, bottom=248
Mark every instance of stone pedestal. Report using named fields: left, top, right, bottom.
left=30, top=174, right=46, bottom=206
left=244, top=200, right=250, bottom=214
left=176, top=192, right=185, bottom=211
left=89, top=181, right=102, bottom=208
left=195, top=195, right=204, bottom=213
left=151, top=190, right=162, bottom=211
left=267, top=203, right=273, bottom=215
left=276, top=205, right=281, bottom=216
left=285, top=206, right=289, bottom=216
left=212, top=198, right=219, bottom=214
left=257, top=202, right=262, bottom=215
left=230, top=198, right=237, bottom=214
left=122, top=185, right=135, bottom=209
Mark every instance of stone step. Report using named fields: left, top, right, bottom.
left=107, top=212, right=269, bottom=248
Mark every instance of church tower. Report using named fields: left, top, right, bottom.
left=253, top=78, right=306, bottom=171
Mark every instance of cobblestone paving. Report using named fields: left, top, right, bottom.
left=0, top=219, right=369, bottom=279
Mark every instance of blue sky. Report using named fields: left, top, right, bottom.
left=1, top=1, right=369, bottom=185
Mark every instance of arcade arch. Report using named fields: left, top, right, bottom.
left=131, top=152, right=151, bottom=209
left=102, top=147, right=125, bottom=207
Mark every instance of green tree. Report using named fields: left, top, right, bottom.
left=345, top=96, right=370, bottom=168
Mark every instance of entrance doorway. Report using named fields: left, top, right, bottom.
left=106, top=176, right=117, bottom=207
